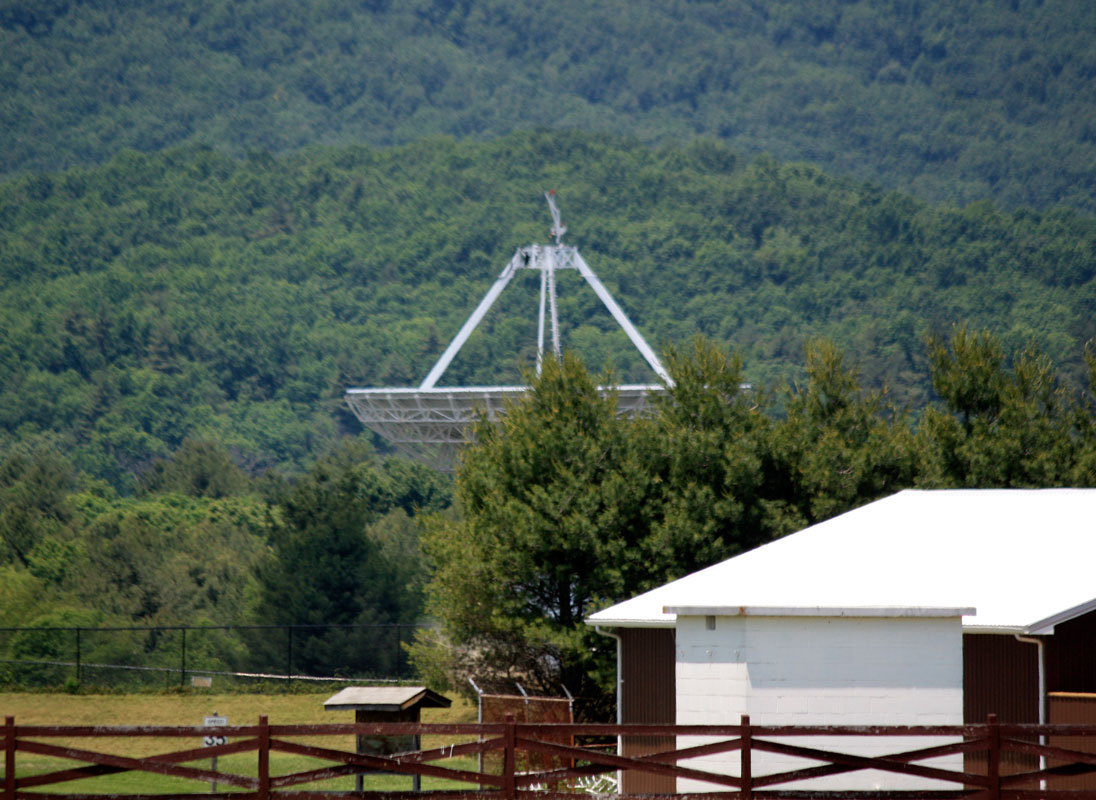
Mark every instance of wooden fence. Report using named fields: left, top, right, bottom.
left=7, top=713, right=1096, bottom=799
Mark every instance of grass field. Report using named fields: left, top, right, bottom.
left=1, top=691, right=479, bottom=793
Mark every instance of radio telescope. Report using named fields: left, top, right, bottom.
left=345, top=192, right=671, bottom=471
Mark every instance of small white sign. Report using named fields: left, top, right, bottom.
left=202, top=715, right=228, bottom=747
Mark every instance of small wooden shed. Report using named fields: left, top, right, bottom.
left=324, top=686, right=451, bottom=790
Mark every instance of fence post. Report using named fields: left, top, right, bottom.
left=741, top=714, right=752, bottom=800
left=987, top=713, right=1000, bottom=800
left=285, top=628, right=293, bottom=681
left=400, top=625, right=410, bottom=678
left=502, top=713, right=516, bottom=800
left=5, top=716, right=15, bottom=800
left=74, top=628, right=81, bottom=688
left=258, top=715, right=270, bottom=800
left=180, top=627, right=187, bottom=688
left=393, top=626, right=400, bottom=677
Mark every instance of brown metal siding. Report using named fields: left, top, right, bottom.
left=963, top=632, right=1039, bottom=776
left=964, top=632, right=1040, bottom=724
left=1046, top=610, right=1096, bottom=693
left=1049, top=693, right=1096, bottom=790
left=619, top=627, right=676, bottom=794
left=1040, top=610, right=1096, bottom=790
left=620, top=627, right=676, bottom=723
left=964, top=609, right=1096, bottom=722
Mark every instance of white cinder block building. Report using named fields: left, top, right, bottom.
left=587, top=489, right=1096, bottom=792
left=672, top=611, right=966, bottom=791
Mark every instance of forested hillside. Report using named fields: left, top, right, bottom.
left=2, top=132, right=1094, bottom=491
left=2, top=0, right=1094, bottom=212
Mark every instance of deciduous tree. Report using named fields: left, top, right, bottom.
left=920, top=326, right=1080, bottom=487
left=255, top=440, right=434, bottom=675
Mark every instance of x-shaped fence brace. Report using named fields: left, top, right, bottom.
left=8, top=715, right=1096, bottom=800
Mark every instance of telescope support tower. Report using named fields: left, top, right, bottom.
left=346, top=192, right=670, bottom=471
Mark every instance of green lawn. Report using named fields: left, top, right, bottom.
left=1, top=691, right=480, bottom=794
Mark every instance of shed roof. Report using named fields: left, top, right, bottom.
left=323, top=686, right=451, bottom=712
left=586, top=489, right=1096, bottom=634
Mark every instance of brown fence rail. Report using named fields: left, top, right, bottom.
left=7, top=714, right=1096, bottom=800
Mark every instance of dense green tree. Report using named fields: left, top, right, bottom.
left=639, top=337, right=785, bottom=580
left=137, top=439, right=251, bottom=498
left=415, top=354, right=643, bottom=714
left=1, top=124, right=1096, bottom=692
left=7, top=607, right=107, bottom=688
left=1074, top=343, right=1096, bottom=484
left=73, top=492, right=269, bottom=624
left=255, top=440, right=434, bottom=675
left=0, top=449, right=74, bottom=567
left=920, top=326, right=1090, bottom=487
left=777, top=341, right=921, bottom=523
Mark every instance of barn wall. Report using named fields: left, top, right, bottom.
left=962, top=632, right=1039, bottom=776
left=618, top=627, right=676, bottom=794
left=1040, top=607, right=1096, bottom=789
left=961, top=613, right=1096, bottom=722
left=675, top=614, right=964, bottom=792
left=1048, top=693, right=1096, bottom=790
left=963, top=633, right=1039, bottom=724
left=620, top=627, right=676, bottom=723
left=961, top=612, right=1096, bottom=778
left=1046, top=609, right=1096, bottom=693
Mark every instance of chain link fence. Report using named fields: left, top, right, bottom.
left=0, top=623, right=426, bottom=691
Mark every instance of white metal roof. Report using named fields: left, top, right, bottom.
left=663, top=605, right=975, bottom=618
left=586, top=489, right=1096, bottom=634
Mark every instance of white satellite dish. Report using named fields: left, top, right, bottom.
left=345, top=192, right=670, bottom=471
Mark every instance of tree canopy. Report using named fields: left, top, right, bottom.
left=0, top=437, right=448, bottom=687
left=2, top=0, right=1094, bottom=212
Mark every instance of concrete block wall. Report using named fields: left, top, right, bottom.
left=675, top=614, right=964, bottom=791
